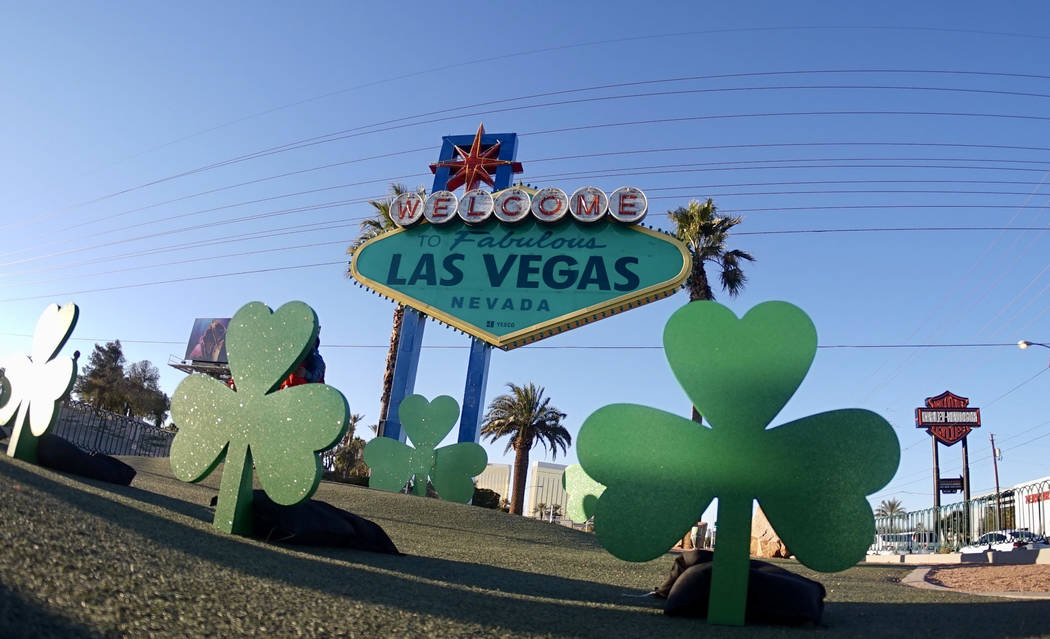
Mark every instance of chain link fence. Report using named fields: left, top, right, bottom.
left=872, top=478, right=1050, bottom=553
left=52, top=400, right=174, bottom=457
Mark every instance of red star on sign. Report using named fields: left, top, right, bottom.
left=429, top=123, right=523, bottom=192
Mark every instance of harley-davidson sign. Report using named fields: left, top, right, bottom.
left=915, top=390, right=980, bottom=446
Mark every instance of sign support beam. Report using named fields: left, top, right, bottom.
left=932, top=437, right=941, bottom=545
left=382, top=125, right=518, bottom=442
left=459, top=337, right=492, bottom=443
left=381, top=308, right=425, bottom=442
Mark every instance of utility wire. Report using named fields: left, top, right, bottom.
left=0, top=261, right=347, bottom=302
left=27, top=139, right=1050, bottom=251
left=11, top=71, right=1050, bottom=236
left=0, top=331, right=1036, bottom=352
left=11, top=157, right=1050, bottom=264
left=5, top=223, right=1050, bottom=288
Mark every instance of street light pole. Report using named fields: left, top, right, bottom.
left=991, top=433, right=1002, bottom=531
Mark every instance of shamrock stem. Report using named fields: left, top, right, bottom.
left=7, top=404, right=38, bottom=464
left=214, top=441, right=255, bottom=536
left=707, top=495, right=752, bottom=626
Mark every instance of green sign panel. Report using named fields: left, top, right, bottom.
left=350, top=218, right=690, bottom=349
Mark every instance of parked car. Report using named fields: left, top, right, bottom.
left=959, top=530, right=1050, bottom=553
left=869, top=531, right=938, bottom=554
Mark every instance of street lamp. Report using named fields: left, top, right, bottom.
left=1018, top=340, right=1050, bottom=367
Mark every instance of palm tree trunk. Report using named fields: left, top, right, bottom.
left=377, top=304, right=404, bottom=436
left=688, top=258, right=714, bottom=303
left=510, top=444, right=531, bottom=515
left=688, top=261, right=713, bottom=425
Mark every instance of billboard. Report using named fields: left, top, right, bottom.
left=184, top=318, right=231, bottom=363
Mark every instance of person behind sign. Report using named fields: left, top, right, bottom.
left=281, top=335, right=325, bottom=389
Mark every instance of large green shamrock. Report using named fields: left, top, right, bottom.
left=363, top=394, right=487, bottom=503
left=170, top=301, right=349, bottom=535
left=0, top=303, right=79, bottom=463
left=577, top=301, right=899, bottom=626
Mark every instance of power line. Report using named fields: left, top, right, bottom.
left=12, top=157, right=1050, bottom=265
left=12, top=157, right=1050, bottom=268
left=6, top=191, right=1050, bottom=281
left=0, top=238, right=357, bottom=290
left=0, top=330, right=1037, bottom=352
left=31, top=139, right=1050, bottom=250
left=6, top=223, right=1050, bottom=288
left=984, top=368, right=1050, bottom=408
left=523, top=110, right=1050, bottom=140
left=1, top=219, right=367, bottom=279
left=12, top=69, right=1050, bottom=235
left=0, top=261, right=346, bottom=302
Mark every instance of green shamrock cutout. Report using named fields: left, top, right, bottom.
left=577, top=301, right=899, bottom=626
left=170, top=301, right=349, bottom=535
left=0, top=303, right=80, bottom=463
left=562, top=464, right=605, bottom=524
left=363, top=394, right=487, bottom=503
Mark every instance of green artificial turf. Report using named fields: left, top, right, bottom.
left=2, top=454, right=1050, bottom=638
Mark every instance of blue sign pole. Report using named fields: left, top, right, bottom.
left=381, top=308, right=426, bottom=442
left=455, top=131, right=516, bottom=442
left=381, top=127, right=519, bottom=442
left=459, top=337, right=491, bottom=443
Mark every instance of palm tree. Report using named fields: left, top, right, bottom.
left=322, top=413, right=366, bottom=478
left=480, top=382, right=570, bottom=515
left=874, top=498, right=906, bottom=518
left=668, top=198, right=754, bottom=422
left=874, top=498, right=906, bottom=532
left=533, top=502, right=563, bottom=520
left=347, top=183, right=427, bottom=436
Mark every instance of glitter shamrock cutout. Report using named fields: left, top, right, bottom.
left=169, top=301, right=349, bottom=535
left=363, top=394, right=487, bottom=503
left=0, top=303, right=79, bottom=463
left=576, top=301, right=899, bottom=626
left=562, top=464, right=605, bottom=524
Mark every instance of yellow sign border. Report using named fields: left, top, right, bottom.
left=349, top=223, right=691, bottom=350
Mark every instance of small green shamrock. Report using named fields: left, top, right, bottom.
left=363, top=394, right=487, bottom=503
left=170, top=301, right=349, bottom=535
left=0, top=303, right=79, bottom=463
left=577, top=301, right=899, bottom=626
left=562, top=464, right=605, bottom=524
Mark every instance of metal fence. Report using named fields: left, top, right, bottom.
left=52, top=400, right=174, bottom=457
left=872, top=477, right=1050, bottom=553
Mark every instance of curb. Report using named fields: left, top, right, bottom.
left=902, top=567, right=1050, bottom=600
left=865, top=547, right=1050, bottom=565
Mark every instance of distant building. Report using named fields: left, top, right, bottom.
left=475, top=463, right=511, bottom=504
left=526, top=461, right=568, bottom=519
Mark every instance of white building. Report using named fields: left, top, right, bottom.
left=474, top=463, right=511, bottom=503
left=526, top=461, right=568, bottom=519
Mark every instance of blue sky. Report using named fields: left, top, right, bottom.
left=3, top=2, right=1050, bottom=515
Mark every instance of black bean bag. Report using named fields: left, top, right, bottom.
left=655, top=549, right=826, bottom=625
left=36, top=433, right=136, bottom=485
left=249, top=490, right=400, bottom=555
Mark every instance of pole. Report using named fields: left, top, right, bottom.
left=962, top=434, right=971, bottom=543
left=380, top=309, right=426, bottom=442
left=932, top=437, right=941, bottom=546
left=458, top=337, right=491, bottom=443
left=991, top=433, right=1002, bottom=531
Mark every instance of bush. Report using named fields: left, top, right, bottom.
left=323, top=471, right=368, bottom=487
left=472, top=487, right=501, bottom=509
